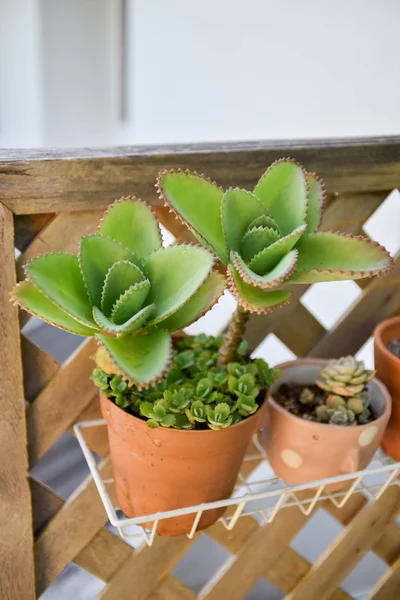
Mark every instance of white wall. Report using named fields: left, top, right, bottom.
left=2, top=0, right=400, bottom=148
left=125, top=0, right=400, bottom=144
left=0, top=0, right=43, bottom=147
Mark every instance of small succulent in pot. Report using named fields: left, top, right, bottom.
left=266, top=357, right=391, bottom=488
left=275, top=356, right=376, bottom=426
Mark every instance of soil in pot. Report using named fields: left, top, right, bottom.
left=94, top=334, right=278, bottom=536
left=263, top=359, right=391, bottom=490
left=275, top=383, right=377, bottom=425
left=387, top=338, right=400, bottom=359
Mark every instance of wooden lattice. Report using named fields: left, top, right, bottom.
left=1, top=137, right=400, bottom=600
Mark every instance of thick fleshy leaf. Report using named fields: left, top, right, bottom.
left=12, top=281, right=97, bottom=336
left=247, top=214, right=280, bottom=234
left=111, top=279, right=151, bottom=324
left=240, top=226, right=280, bottom=263
left=24, top=252, right=95, bottom=327
left=79, top=235, right=143, bottom=307
left=249, top=224, right=306, bottom=275
left=227, top=265, right=292, bottom=314
left=231, top=250, right=298, bottom=289
left=221, top=188, right=265, bottom=254
left=288, top=232, right=394, bottom=283
left=93, top=304, right=154, bottom=335
left=253, top=159, right=308, bottom=235
left=160, top=271, right=226, bottom=331
left=145, top=245, right=214, bottom=325
left=306, top=173, right=326, bottom=232
left=98, top=198, right=162, bottom=258
left=96, top=329, right=172, bottom=385
left=101, top=260, right=145, bottom=316
left=157, top=170, right=228, bottom=263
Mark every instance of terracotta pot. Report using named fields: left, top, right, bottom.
left=374, top=316, right=400, bottom=460
left=100, top=392, right=266, bottom=536
left=262, top=359, right=391, bottom=490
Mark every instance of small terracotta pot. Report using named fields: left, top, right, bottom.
left=262, top=359, right=391, bottom=490
left=374, top=316, right=400, bottom=460
left=101, top=393, right=266, bottom=536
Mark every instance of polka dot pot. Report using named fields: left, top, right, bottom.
left=262, top=359, right=391, bottom=490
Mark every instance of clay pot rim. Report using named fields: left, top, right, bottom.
left=269, top=358, right=391, bottom=430
left=373, top=316, right=400, bottom=366
left=101, top=390, right=268, bottom=435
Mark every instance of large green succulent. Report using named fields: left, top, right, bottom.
left=12, top=198, right=225, bottom=386
left=157, top=159, right=393, bottom=314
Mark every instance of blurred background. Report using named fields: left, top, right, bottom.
left=2, top=1, right=400, bottom=598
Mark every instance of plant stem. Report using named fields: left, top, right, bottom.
left=217, top=305, right=250, bottom=367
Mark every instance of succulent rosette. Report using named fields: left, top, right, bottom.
left=157, top=159, right=393, bottom=314
left=12, top=198, right=225, bottom=386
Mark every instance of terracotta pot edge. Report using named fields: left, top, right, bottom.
left=269, top=359, right=391, bottom=430
left=374, top=316, right=400, bottom=366
left=101, top=389, right=269, bottom=437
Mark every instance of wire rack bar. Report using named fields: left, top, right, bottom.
left=74, top=419, right=400, bottom=545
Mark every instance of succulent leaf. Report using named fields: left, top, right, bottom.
left=253, top=159, right=308, bottom=235
left=248, top=224, right=306, bottom=274
left=231, top=249, right=298, bottom=290
left=80, top=235, right=143, bottom=306
left=101, top=260, right=145, bottom=316
left=24, top=252, right=95, bottom=327
left=145, top=245, right=214, bottom=325
left=96, top=329, right=171, bottom=385
left=111, top=279, right=151, bottom=324
left=221, top=188, right=265, bottom=254
left=227, top=265, right=292, bottom=314
left=157, top=170, right=228, bottom=263
left=287, top=232, right=394, bottom=283
left=240, top=226, right=280, bottom=263
left=98, top=198, right=162, bottom=258
left=159, top=271, right=225, bottom=331
left=247, top=214, right=280, bottom=234
left=93, top=304, right=154, bottom=335
left=305, top=173, right=326, bottom=232
left=12, top=281, right=98, bottom=336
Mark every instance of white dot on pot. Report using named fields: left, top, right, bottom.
left=358, top=426, right=378, bottom=447
left=281, top=449, right=303, bottom=468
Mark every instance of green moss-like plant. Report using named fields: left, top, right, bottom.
left=157, top=161, right=393, bottom=364
left=91, top=334, right=279, bottom=429
left=11, top=198, right=225, bottom=387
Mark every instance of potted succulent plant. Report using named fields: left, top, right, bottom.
left=12, top=197, right=277, bottom=535
left=13, top=159, right=393, bottom=536
left=265, top=357, right=391, bottom=489
left=374, top=316, right=400, bottom=460
left=157, top=158, right=394, bottom=485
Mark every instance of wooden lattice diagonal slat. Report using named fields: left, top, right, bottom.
left=1, top=137, right=400, bottom=600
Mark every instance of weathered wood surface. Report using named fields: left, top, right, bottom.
left=2, top=137, right=400, bottom=213
left=2, top=137, right=400, bottom=599
left=27, top=337, right=98, bottom=466
left=0, top=203, right=36, bottom=600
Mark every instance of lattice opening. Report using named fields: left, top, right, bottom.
left=300, top=281, right=362, bottom=330
left=251, top=333, right=296, bottom=365
left=40, top=563, right=105, bottom=600
left=363, top=189, right=400, bottom=255
left=356, top=337, right=375, bottom=369
left=185, top=290, right=237, bottom=336
left=172, top=535, right=232, bottom=593
left=244, top=578, right=284, bottom=599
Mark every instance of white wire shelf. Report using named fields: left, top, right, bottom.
left=74, top=419, right=400, bottom=547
